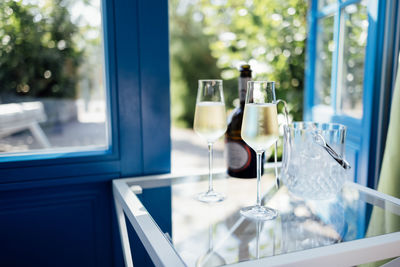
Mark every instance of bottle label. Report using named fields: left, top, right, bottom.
left=239, top=77, right=251, bottom=102
left=226, top=141, right=251, bottom=170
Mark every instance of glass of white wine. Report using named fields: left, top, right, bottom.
left=194, top=80, right=227, bottom=202
left=240, top=81, right=279, bottom=220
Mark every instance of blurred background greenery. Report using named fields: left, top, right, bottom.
left=170, top=0, right=308, bottom=128
left=0, top=0, right=309, bottom=163
left=0, top=0, right=102, bottom=103
left=1, top=0, right=308, bottom=123
left=0, top=0, right=84, bottom=100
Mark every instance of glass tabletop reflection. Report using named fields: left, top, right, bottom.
left=128, top=170, right=400, bottom=267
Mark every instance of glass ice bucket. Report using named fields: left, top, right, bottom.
left=280, top=122, right=350, bottom=200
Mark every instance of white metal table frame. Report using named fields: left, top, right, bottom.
left=113, top=172, right=400, bottom=267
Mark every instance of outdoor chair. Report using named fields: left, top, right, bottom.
left=0, top=102, right=51, bottom=148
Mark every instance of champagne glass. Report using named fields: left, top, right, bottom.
left=240, top=81, right=279, bottom=220
left=194, top=80, right=227, bottom=202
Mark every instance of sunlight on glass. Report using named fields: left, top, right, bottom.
left=337, top=3, right=368, bottom=118
left=318, top=0, right=337, bottom=10
left=314, top=15, right=334, bottom=106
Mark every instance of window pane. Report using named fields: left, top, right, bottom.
left=337, top=3, right=368, bottom=118
left=0, top=0, right=107, bottom=156
left=314, top=15, right=334, bottom=106
left=318, top=0, right=337, bottom=10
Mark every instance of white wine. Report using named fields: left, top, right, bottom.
left=241, top=103, right=279, bottom=152
left=194, top=102, right=227, bottom=142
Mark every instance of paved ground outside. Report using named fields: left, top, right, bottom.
left=171, top=127, right=226, bottom=174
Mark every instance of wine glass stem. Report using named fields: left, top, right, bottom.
left=256, top=151, right=263, bottom=207
left=208, top=142, right=214, bottom=192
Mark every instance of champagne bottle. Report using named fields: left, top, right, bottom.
left=225, top=64, right=262, bottom=178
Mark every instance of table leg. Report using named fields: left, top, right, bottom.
left=114, top=196, right=134, bottom=267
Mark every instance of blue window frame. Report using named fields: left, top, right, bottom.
left=0, top=1, right=171, bottom=266
left=305, top=0, right=398, bottom=188
left=305, top=0, right=376, bottom=120
left=0, top=1, right=170, bottom=266
left=0, top=0, right=171, bottom=182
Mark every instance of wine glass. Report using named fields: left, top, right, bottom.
left=194, top=80, right=227, bottom=202
left=240, top=81, right=279, bottom=220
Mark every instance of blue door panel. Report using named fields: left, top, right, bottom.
left=332, top=116, right=362, bottom=184
left=0, top=0, right=171, bottom=265
left=137, top=186, right=172, bottom=236
left=345, top=143, right=359, bottom=184
left=0, top=182, right=114, bottom=267
left=0, top=161, right=120, bottom=183
left=129, top=186, right=172, bottom=266
left=137, top=0, right=171, bottom=175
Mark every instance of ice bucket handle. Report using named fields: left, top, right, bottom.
left=313, top=133, right=351, bottom=170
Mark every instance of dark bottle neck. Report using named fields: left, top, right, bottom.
left=238, top=76, right=251, bottom=104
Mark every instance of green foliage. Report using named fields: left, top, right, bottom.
left=170, top=0, right=231, bottom=128
left=0, top=0, right=83, bottom=99
left=170, top=0, right=308, bottom=126
left=200, top=0, right=307, bottom=121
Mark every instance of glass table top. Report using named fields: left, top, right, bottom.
left=124, top=169, right=400, bottom=266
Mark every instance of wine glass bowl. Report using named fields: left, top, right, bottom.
left=194, top=80, right=227, bottom=203
left=241, top=102, right=279, bottom=152
left=240, top=81, right=279, bottom=220
left=194, top=102, right=227, bottom=143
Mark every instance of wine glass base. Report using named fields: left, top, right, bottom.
left=197, top=191, right=225, bottom=203
left=240, top=205, right=278, bottom=221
